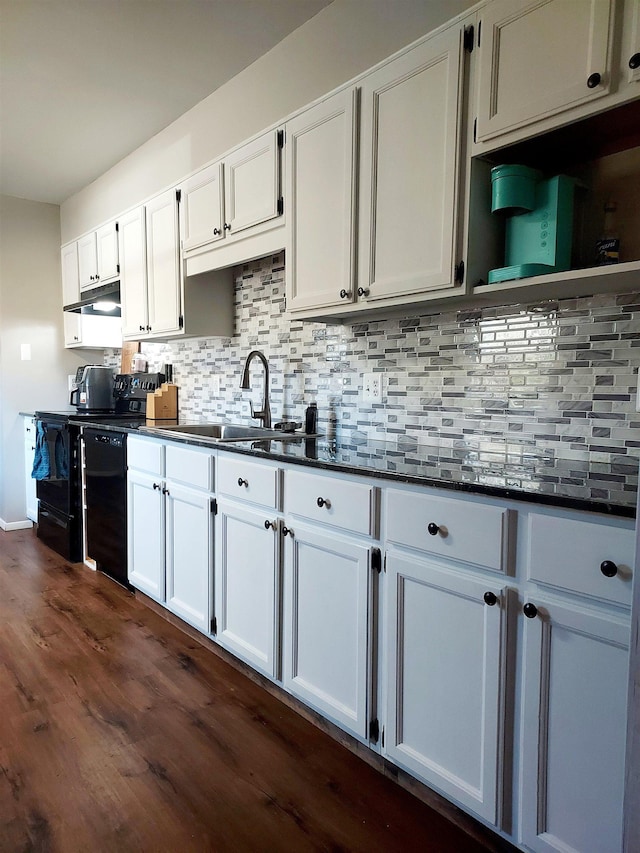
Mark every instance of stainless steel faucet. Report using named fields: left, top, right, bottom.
left=240, top=350, right=271, bottom=429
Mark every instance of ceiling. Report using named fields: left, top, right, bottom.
left=0, top=0, right=331, bottom=205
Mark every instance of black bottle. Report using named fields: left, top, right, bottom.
left=305, top=402, right=318, bottom=434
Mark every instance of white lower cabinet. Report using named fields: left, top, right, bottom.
left=519, top=597, right=630, bottom=853
left=214, top=499, right=279, bottom=677
left=23, top=416, right=37, bottom=522
left=127, top=468, right=166, bottom=602
left=282, top=523, right=373, bottom=740
left=384, top=550, right=506, bottom=824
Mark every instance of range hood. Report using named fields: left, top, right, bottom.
left=64, top=281, right=121, bottom=316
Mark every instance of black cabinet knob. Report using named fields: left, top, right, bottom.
left=523, top=602, right=538, bottom=619
left=483, top=591, right=498, bottom=606
left=282, top=526, right=293, bottom=537
left=224, top=223, right=231, bottom=231
left=600, top=560, right=618, bottom=578
left=162, top=486, right=169, bottom=495
left=587, top=72, right=601, bottom=88
left=213, top=227, right=221, bottom=235
left=238, top=477, right=248, bottom=488
left=339, top=289, right=352, bottom=299
left=316, top=496, right=331, bottom=509
left=264, top=520, right=275, bottom=530
left=146, top=325, right=152, bottom=332
left=357, top=287, right=370, bottom=297
left=139, top=325, right=145, bottom=331
left=153, top=482, right=160, bottom=490
left=427, top=522, right=440, bottom=536
left=629, top=53, right=640, bottom=69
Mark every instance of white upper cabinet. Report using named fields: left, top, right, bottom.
left=119, top=205, right=148, bottom=338
left=145, top=188, right=182, bottom=336
left=180, top=162, right=224, bottom=252
left=180, top=129, right=283, bottom=261
left=475, top=0, right=615, bottom=144
left=61, top=241, right=80, bottom=306
left=285, top=88, right=358, bottom=313
left=357, top=25, right=465, bottom=304
left=95, top=220, right=119, bottom=283
left=624, top=0, right=640, bottom=84
left=77, top=231, right=98, bottom=291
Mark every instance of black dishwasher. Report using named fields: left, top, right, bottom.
left=84, top=428, right=129, bottom=587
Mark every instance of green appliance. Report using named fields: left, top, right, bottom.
left=489, top=165, right=576, bottom=284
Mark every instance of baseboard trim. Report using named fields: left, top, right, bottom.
left=0, top=518, right=34, bottom=531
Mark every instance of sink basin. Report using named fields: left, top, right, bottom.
left=140, top=422, right=306, bottom=443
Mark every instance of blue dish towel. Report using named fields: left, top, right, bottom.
left=54, top=430, right=68, bottom=479
left=31, top=422, right=51, bottom=480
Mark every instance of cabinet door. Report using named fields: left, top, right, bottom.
left=519, top=597, right=629, bottom=853
left=119, top=205, right=148, bottom=338
left=286, top=88, right=358, bottom=312
left=127, top=470, right=165, bottom=602
left=96, top=220, right=119, bottom=283
left=215, top=501, right=279, bottom=676
left=283, top=523, right=371, bottom=739
left=61, top=242, right=80, bottom=306
left=145, top=189, right=182, bottom=335
left=63, top=311, right=82, bottom=347
left=223, top=130, right=280, bottom=236
left=180, top=162, right=224, bottom=252
left=165, top=483, right=212, bottom=633
left=77, top=231, right=98, bottom=291
left=384, top=551, right=505, bottom=824
left=624, top=0, right=640, bottom=84
left=24, top=418, right=38, bottom=522
left=358, top=27, right=464, bottom=302
left=476, top=0, right=614, bottom=143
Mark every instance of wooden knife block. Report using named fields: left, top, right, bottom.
left=146, top=383, right=178, bottom=420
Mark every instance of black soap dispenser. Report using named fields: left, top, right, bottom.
left=305, top=402, right=318, bottom=435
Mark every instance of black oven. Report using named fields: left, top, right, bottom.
left=34, top=415, right=82, bottom=561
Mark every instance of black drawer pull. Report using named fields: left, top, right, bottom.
left=238, top=477, right=248, bottom=488
left=316, top=496, right=331, bottom=509
left=264, top=520, right=275, bottom=530
left=600, top=560, right=618, bottom=578
left=483, top=591, right=498, bottom=606
left=587, top=72, right=601, bottom=88
left=427, top=522, right=440, bottom=536
left=282, top=526, right=293, bottom=537
left=523, top=602, right=538, bottom=619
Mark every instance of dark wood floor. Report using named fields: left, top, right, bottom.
left=0, top=528, right=513, bottom=853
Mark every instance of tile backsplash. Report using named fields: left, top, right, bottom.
left=107, top=252, right=640, bottom=462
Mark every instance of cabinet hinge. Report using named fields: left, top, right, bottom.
left=277, top=196, right=284, bottom=216
left=116, top=263, right=120, bottom=274
left=371, top=547, right=382, bottom=574
left=115, top=221, right=119, bottom=232
left=277, top=129, right=285, bottom=148
left=176, top=189, right=182, bottom=203
left=455, top=260, right=465, bottom=284
left=463, top=25, right=474, bottom=53
left=369, top=719, right=380, bottom=744
left=381, top=726, right=384, bottom=748
left=210, top=616, right=217, bottom=635
left=473, top=117, right=477, bottom=144
left=178, top=314, right=184, bottom=329
left=210, top=498, right=218, bottom=515
left=477, top=20, right=481, bottom=47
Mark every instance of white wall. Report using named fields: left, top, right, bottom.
left=61, top=0, right=475, bottom=241
left=0, top=195, right=90, bottom=526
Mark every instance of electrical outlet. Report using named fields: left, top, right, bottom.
left=363, top=372, right=383, bottom=403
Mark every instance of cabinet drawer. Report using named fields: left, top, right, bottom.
left=527, top=513, right=635, bottom=607
left=127, top=436, right=164, bottom=476
left=165, top=444, right=214, bottom=491
left=386, top=488, right=509, bottom=572
left=218, top=455, right=279, bottom=509
left=285, top=469, right=374, bottom=536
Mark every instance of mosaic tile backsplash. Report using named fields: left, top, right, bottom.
left=106, top=252, right=640, bottom=470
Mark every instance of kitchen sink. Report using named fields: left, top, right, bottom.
left=140, top=423, right=308, bottom=443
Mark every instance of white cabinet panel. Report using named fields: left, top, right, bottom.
left=626, top=0, right=640, bottom=84
left=145, top=189, right=182, bottom=335
left=224, top=130, right=280, bottom=236
left=24, top=417, right=37, bottom=522
left=127, top=469, right=165, bottom=602
left=127, top=435, right=164, bottom=476
left=358, top=27, right=464, bottom=301
left=180, top=162, right=224, bottom=252
left=61, top=242, right=80, bottom=306
left=119, top=205, right=148, bottom=338
left=286, top=88, right=358, bottom=312
left=165, top=444, right=214, bottom=491
left=78, top=231, right=98, bottom=291
left=519, top=597, right=629, bottom=853
left=384, top=551, right=505, bottom=823
left=283, top=523, right=371, bottom=739
left=218, top=455, right=279, bottom=509
left=215, top=500, right=279, bottom=676
left=285, top=468, right=374, bottom=535
left=476, top=0, right=614, bottom=143
left=96, top=220, right=119, bottom=283
left=165, top=483, right=212, bottom=633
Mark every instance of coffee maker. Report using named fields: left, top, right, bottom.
left=488, top=165, right=577, bottom=284
left=69, top=365, right=115, bottom=411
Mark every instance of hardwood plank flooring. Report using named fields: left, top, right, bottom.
left=0, top=529, right=516, bottom=853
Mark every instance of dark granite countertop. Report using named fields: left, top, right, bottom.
left=68, top=417, right=638, bottom=519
